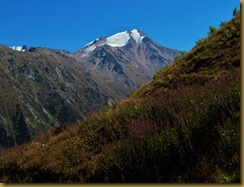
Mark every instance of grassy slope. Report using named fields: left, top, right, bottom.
left=0, top=14, right=240, bottom=183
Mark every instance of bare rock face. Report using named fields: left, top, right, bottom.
left=71, top=29, right=179, bottom=100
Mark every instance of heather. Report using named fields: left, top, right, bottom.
left=74, top=65, right=240, bottom=182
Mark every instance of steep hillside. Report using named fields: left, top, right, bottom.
left=0, top=13, right=240, bottom=183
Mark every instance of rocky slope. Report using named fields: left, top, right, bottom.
left=0, top=46, right=111, bottom=149
left=71, top=29, right=179, bottom=99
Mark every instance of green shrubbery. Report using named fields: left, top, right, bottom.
left=196, top=38, right=206, bottom=45
left=223, top=28, right=232, bottom=39
left=233, top=7, right=239, bottom=17
left=208, top=26, right=217, bottom=36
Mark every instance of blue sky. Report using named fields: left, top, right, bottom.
left=0, top=0, right=240, bottom=52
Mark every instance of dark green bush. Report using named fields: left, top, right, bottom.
left=208, top=26, right=217, bottom=36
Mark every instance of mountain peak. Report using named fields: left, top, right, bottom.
left=85, top=29, right=145, bottom=46
left=129, top=29, right=145, bottom=43
left=81, top=29, right=146, bottom=57
left=105, top=30, right=130, bottom=47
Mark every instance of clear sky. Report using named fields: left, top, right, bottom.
left=0, top=0, right=240, bottom=52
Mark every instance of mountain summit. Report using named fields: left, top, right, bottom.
left=81, top=29, right=146, bottom=56
left=72, top=29, right=179, bottom=100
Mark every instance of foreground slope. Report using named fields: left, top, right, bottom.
left=0, top=13, right=240, bottom=182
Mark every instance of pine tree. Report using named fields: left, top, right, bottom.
left=233, top=7, right=239, bottom=16
left=208, top=26, right=217, bottom=36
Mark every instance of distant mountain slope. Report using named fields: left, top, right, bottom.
left=0, top=13, right=240, bottom=183
left=0, top=46, right=111, bottom=149
left=71, top=29, right=179, bottom=99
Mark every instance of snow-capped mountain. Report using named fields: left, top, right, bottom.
left=71, top=29, right=179, bottom=100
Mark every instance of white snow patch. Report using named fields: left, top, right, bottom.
left=82, top=29, right=145, bottom=56
left=82, top=45, right=96, bottom=57
left=10, top=46, right=25, bottom=52
left=131, top=29, right=144, bottom=43
left=85, top=45, right=96, bottom=53
left=138, top=35, right=145, bottom=43
left=106, top=31, right=130, bottom=47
